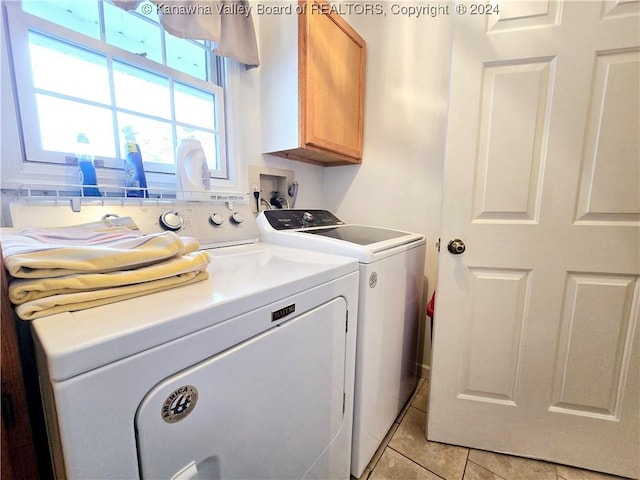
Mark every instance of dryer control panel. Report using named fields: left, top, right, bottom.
left=262, top=209, right=344, bottom=230
left=8, top=197, right=258, bottom=249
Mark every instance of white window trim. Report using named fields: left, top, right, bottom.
left=1, top=1, right=241, bottom=194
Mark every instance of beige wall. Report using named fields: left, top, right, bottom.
left=324, top=11, right=454, bottom=373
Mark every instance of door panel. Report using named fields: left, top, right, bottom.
left=473, top=59, right=552, bottom=223
left=429, top=1, right=640, bottom=477
left=459, top=268, right=530, bottom=404
left=487, top=0, right=563, bottom=32
left=551, top=274, right=638, bottom=417
left=576, top=49, right=640, bottom=222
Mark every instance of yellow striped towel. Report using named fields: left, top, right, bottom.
left=2, top=220, right=212, bottom=320
left=2, top=226, right=200, bottom=279
left=9, top=250, right=212, bottom=305
left=14, top=268, right=209, bottom=321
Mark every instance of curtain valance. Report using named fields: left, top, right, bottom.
left=113, top=0, right=260, bottom=67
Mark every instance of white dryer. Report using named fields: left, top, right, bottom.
left=256, top=210, right=426, bottom=478
left=6, top=197, right=359, bottom=480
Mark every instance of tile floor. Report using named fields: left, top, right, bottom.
left=354, top=377, right=631, bottom=480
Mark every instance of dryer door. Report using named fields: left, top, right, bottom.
left=135, top=297, right=349, bottom=480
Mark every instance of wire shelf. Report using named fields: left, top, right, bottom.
left=14, top=184, right=247, bottom=205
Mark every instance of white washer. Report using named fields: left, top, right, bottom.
left=257, top=209, right=426, bottom=478
left=6, top=197, right=359, bottom=480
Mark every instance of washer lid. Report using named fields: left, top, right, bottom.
left=256, top=211, right=426, bottom=263
left=301, top=225, right=413, bottom=245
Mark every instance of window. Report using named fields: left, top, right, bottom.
left=5, top=0, right=228, bottom=185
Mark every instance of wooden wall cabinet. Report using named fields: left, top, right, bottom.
left=261, top=0, right=366, bottom=166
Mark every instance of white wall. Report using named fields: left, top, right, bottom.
left=223, top=57, right=328, bottom=209
left=250, top=9, right=454, bottom=371
left=0, top=6, right=453, bottom=372
left=324, top=11, right=453, bottom=373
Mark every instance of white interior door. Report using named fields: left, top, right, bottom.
left=428, top=1, right=639, bottom=478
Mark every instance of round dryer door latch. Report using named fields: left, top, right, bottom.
left=368, top=272, right=378, bottom=289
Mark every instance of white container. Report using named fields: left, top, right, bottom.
left=176, top=139, right=211, bottom=200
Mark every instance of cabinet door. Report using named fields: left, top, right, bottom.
left=300, top=0, right=366, bottom=162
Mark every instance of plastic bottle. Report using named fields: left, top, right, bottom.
left=122, top=127, right=148, bottom=198
left=175, top=138, right=211, bottom=200
left=76, top=133, right=101, bottom=197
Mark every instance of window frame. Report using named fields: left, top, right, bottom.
left=3, top=0, right=230, bottom=191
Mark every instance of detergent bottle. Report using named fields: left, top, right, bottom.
left=76, top=133, right=101, bottom=197
left=122, top=127, right=148, bottom=198
left=175, top=138, right=211, bottom=200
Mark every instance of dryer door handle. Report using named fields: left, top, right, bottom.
left=171, top=461, right=199, bottom=480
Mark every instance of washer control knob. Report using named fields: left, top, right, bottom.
left=231, top=212, right=244, bottom=224
left=302, top=211, right=314, bottom=223
left=210, top=212, right=225, bottom=226
left=159, top=211, right=183, bottom=231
